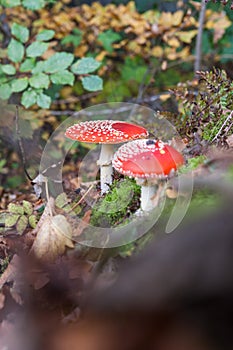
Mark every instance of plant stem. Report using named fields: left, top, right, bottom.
left=97, top=144, right=114, bottom=194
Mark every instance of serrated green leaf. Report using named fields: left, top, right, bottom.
left=36, top=30, right=55, bottom=41
left=50, top=70, right=74, bottom=86
left=20, top=58, right=36, bottom=72
left=8, top=39, right=24, bottom=63
left=71, top=57, right=101, bottom=75
left=1, top=0, right=21, bottom=7
left=5, top=214, right=20, bottom=227
left=43, top=52, right=74, bottom=73
left=28, top=214, right=37, bottom=228
left=26, top=41, right=48, bottom=58
left=55, top=193, right=69, bottom=209
left=21, top=89, right=37, bottom=108
left=22, top=0, right=45, bottom=10
left=8, top=203, right=24, bottom=215
left=81, top=75, right=103, bottom=91
left=1, top=64, right=16, bottom=75
left=29, top=72, right=50, bottom=89
left=23, top=200, right=33, bottom=215
left=16, top=215, right=28, bottom=234
left=12, top=23, right=29, bottom=43
left=11, top=78, right=28, bottom=92
left=31, top=61, right=46, bottom=74
left=0, top=84, right=11, bottom=100
left=37, top=92, right=51, bottom=108
left=98, top=30, right=121, bottom=53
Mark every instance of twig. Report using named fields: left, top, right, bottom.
left=211, top=110, right=233, bottom=143
left=67, top=184, right=94, bottom=214
left=194, top=0, right=207, bottom=75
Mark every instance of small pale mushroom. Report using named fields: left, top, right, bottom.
left=112, top=139, right=184, bottom=212
left=65, top=120, right=148, bottom=194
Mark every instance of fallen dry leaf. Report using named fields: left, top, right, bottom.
left=31, top=215, right=74, bottom=262
left=0, top=255, right=19, bottom=289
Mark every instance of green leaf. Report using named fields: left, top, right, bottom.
left=1, top=64, right=16, bottom=75
left=22, top=0, right=45, bottom=10
left=16, top=215, right=28, bottom=234
left=11, top=77, right=28, bottom=92
left=81, top=75, right=103, bottom=92
left=12, top=23, right=29, bottom=43
left=98, top=30, right=121, bottom=53
left=5, top=214, right=20, bottom=227
left=71, top=57, right=101, bottom=75
left=29, top=72, right=50, bottom=89
left=37, top=92, right=51, bottom=108
left=23, top=200, right=33, bottom=215
left=8, top=39, right=24, bottom=63
left=43, top=52, right=74, bottom=73
left=8, top=203, right=24, bottom=215
left=36, top=30, right=55, bottom=41
left=1, top=0, right=21, bottom=7
left=20, top=58, right=36, bottom=72
left=21, top=89, right=37, bottom=108
left=61, top=29, right=82, bottom=47
left=26, top=41, right=48, bottom=58
left=31, top=61, right=46, bottom=74
left=0, top=84, right=11, bottom=100
left=50, top=70, right=74, bottom=86
left=29, top=214, right=37, bottom=228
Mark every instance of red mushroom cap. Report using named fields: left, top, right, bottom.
left=65, top=120, right=148, bottom=144
left=112, top=139, right=184, bottom=178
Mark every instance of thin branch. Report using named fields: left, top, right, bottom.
left=194, top=0, right=207, bottom=75
left=211, top=110, right=233, bottom=143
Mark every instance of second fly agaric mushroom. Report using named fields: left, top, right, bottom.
left=112, top=139, right=184, bottom=211
left=65, top=120, right=148, bottom=194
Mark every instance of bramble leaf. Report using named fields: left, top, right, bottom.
left=8, top=39, right=24, bottom=63
left=50, top=70, right=74, bottom=85
left=81, top=75, right=103, bottom=91
left=0, top=84, right=11, bottom=100
left=29, top=73, right=50, bottom=89
left=26, top=41, right=49, bottom=58
left=11, top=78, right=28, bottom=92
left=1, top=64, right=16, bottom=75
left=36, top=30, right=55, bottom=41
left=43, top=52, right=74, bottom=73
left=20, top=58, right=36, bottom=72
left=12, top=23, right=29, bottom=43
left=71, top=57, right=101, bottom=75
left=37, top=92, right=51, bottom=108
left=21, top=89, right=37, bottom=108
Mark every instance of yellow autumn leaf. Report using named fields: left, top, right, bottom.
left=31, top=215, right=74, bottom=262
left=166, top=37, right=180, bottom=48
left=172, top=10, right=184, bottom=26
left=175, top=30, right=198, bottom=43
left=151, top=46, right=163, bottom=57
left=158, top=12, right=173, bottom=28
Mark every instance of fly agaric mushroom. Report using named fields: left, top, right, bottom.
left=65, top=120, right=148, bottom=194
left=112, top=139, right=184, bottom=212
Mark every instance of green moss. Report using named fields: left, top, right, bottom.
left=90, top=178, right=141, bottom=228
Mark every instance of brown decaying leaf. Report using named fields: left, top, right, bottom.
left=31, top=214, right=74, bottom=262
left=72, top=210, right=92, bottom=238
left=0, top=255, right=19, bottom=289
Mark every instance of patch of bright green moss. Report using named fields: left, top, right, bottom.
left=90, top=178, right=140, bottom=228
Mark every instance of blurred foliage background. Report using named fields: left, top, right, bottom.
left=0, top=0, right=233, bottom=194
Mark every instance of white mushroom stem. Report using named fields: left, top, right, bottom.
left=97, top=143, right=114, bottom=194
left=136, top=178, right=164, bottom=212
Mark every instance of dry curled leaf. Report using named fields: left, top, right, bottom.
left=31, top=214, right=74, bottom=262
